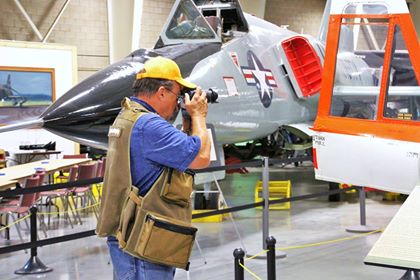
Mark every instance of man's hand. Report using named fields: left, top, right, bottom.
left=184, top=87, right=211, bottom=169
left=181, top=110, right=191, bottom=134
left=184, top=87, right=208, bottom=118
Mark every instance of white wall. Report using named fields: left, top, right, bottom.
left=0, top=41, right=78, bottom=161
left=107, top=0, right=135, bottom=63
left=410, top=0, right=420, bottom=39
left=240, top=0, right=267, bottom=18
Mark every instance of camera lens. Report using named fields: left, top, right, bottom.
left=206, top=89, right=218, bottom=103
left=185, top=88, right=218, bottom=103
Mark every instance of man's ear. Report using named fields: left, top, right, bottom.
left=157, top=86, right=166, bottom=100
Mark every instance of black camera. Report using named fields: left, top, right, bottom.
left=184, top=88, right=218, bottom=103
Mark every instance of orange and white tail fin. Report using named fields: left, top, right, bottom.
left=312, top=0, right=420, bottom=194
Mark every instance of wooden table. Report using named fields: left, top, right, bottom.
left=0, top=158, right=91, bottom=190
left=0, top=180, right=17, bottom=191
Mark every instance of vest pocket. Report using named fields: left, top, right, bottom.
left=136, top=213, right=197, bottom=270
left=160, top=169, right=193, bottom=207
left=117, top=186, right=141, bottom=248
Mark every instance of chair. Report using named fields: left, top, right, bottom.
left=31, top=170, right=49, bottom=237
left=95, top=159, right=103, bottom=178
left=71, top=162, right=99, bottom=221
left=0, top=176, right=39, bottom=243
left=34, top=169, right=46, bottom=200
left=63, top=153, right=88, bottom=159
left=40, top=165, right=80, bottom=227
left=55, top=153, right=89, bottom=183
left=1, top=170, right=45, bottom=206
left=100, top=157, right=106, bottom=176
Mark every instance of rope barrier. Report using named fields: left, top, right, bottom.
left=239, top=261, right=263, bottom=280
left=276, top=229, right=383, bottom=251
left=192, top=186, right=356, bottom=219
left=243, top=229, right=383, bottom=261
left=192, top=155, right=312, bottom=174
left=236, top=229, right=383, bottom=280
left=0, top=229, right=96, bottom=255
left=0, top=155, right=310, bottom=199
left=0, top=177, right=103, bottom=198
left=245, top=249, right=269, bottom=261
left=38, top=202, right=100, bottom=215
left=0, top=213, right=32, bottom=233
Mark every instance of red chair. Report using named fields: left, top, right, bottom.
left=0, top=176, right=39, bottom=243
left=1, top=170, right=44, bottom=206
left=33, top=170, right=48, bottom=238
left=56, top=154, right=88, bottom=182
left=68, top=165, right=79, bottom=181
left=40, top=165, right=79, bottom=227
left=102, top=157, right=106, bottom=169
left=71, top=162, right=99, bottom=221
left=98, top=157, right=106, bottom=176
left=63, top=154, right=88, bottom=159
left=34, top=169, right=46, bottom=201
left=96, top=159, right=103, bottom=178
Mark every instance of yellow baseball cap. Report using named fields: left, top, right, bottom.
left=136, top=56, right=196, bottom=89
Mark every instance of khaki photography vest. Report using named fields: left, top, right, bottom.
left=96, top=98, right=197, bottom=270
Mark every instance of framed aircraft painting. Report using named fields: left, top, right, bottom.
left=0, top=66, right=55, bottom=125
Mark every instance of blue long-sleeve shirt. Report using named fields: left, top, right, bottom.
left=129, top=97, right=200, bottom=196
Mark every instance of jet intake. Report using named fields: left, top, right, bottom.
left=279, top=36, right=323, bottom=99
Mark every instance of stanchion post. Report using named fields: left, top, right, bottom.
left=262, top=157, right=269, bottom=250
left=30, top=207, right=37, bottom=256
left=266, top=236, right=276, bottom=280
left=358, top=187, right=367, bottom=226
left=15, top=206, right=53, bottom=275
left=233, top=248, right=245, bottom=280
left=346, top=186, right=379, bottom=233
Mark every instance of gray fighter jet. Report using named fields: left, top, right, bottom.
left=1, top=0, right=331, bottom=161
left=0, top=74, right=27, bottom=107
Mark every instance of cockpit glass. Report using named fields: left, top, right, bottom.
left=330, top=18, right=390, bottom=120
left=344, top=4, right=388, bottom=15
left=165, top=0, right=216, bottom=39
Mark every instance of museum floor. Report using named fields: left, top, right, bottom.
left=0, top=163, right=406, bottom=280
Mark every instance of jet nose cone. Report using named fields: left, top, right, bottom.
left=40, top=56, right=146, bottom=149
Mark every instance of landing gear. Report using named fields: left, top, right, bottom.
left=193, top=192, right=220, bottom=210
left=328, top=182, right=341, bottom=202
left=193, top=182, right=222, bottom=210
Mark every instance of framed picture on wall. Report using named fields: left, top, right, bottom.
left=0, top=66, right=55, bottom=125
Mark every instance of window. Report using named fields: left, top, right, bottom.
left=165, top=0, right=215, bottom=40
left=384, top=25, right=420, bottom=121
left=330, top=18, right=389, bottom=120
